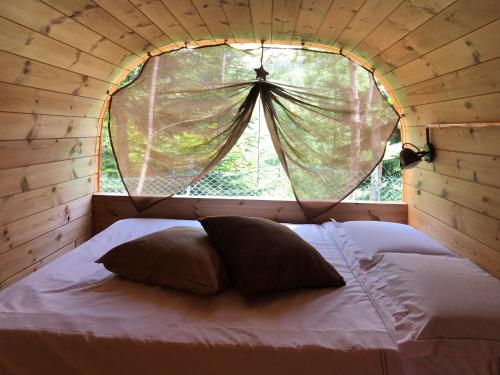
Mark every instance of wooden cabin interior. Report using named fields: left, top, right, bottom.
left=2, top=0, right=499, bottom=287
left=0, top=1, right=499, bottom=374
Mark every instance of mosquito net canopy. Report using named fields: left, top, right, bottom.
left=108, top=44, right=399, bottom=220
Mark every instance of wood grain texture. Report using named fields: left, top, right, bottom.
left=0, top=138, right=97, bottom=170
left=408, top=205, right=500, bottom=279
left=405, top=125, right=500, bottom=156
left=383, top=19, right=500, bottom=90
left=0, top=82, right=103, bottom=117
left=402, top=92, right=500, bottom=125
left=0, top=194, right=92, bottom=255
left=372, top=0, right=500, bottom=74
left=192, top=0, right=233, bottom=41
left=335, top=0, right=403, bottom=52
left=395, top=58, right=500, bottom=107
left=0, top=156, right=96, bottom=198
left=221, top=0, right=254, bottom=42
left=406, top=185, right=500, bottom=252
left=0, top=51, right=110, bottom=99
left=0, top=16, right=125, bottom=83
left=92, top=0, right=174, bottom=49
left=92, top=194, right=408, bottom=233
left=0, top=0, right=134, bottom=68
left=0, top=214, right=91, bottom=283
left=1, top=0, right=499, bottom=285
left=352, top=0, right=454, bottom=63
left=0, top=175, right=95, bottom=226
left=129, top=0, right=191, bottom=45
left=163, top=0, right=213, bottom=42
left=0, top=113, right=98, bottom=141
left=249, top=0, right=273, bottom=42
left=405, top=167, right=500, bottom=220
left=292, top=0, right=332, bottom=42
left=314, top=0, right=366, bottom=46
left=271, top=0, right=302, bottom=42
left=0, top=233, right=90, bottom=290
left=43, top=0, right=155, bottom=56
left=404, top=123, right=500, bottom=278
left=422, top=150, right=500, bottom=188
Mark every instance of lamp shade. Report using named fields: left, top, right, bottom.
left=399, top=148, right=422, bottom=169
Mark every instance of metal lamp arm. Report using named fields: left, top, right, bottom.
left=402, top=142, right=420, bottom=151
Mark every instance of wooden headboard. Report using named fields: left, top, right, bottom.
left=92, top=194, right=407, bottom=234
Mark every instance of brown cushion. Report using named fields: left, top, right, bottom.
left=199, top=216, right=345, bottom=296
left=95, top=227, right=228, bottom=295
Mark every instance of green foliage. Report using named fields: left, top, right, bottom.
left=120, top=63, right=145, bottom=88
left=388, top=123, right=401, bottom=145
left=100, top=45, right=402, bottom=201
left=100, top=116, right=119, bottom=179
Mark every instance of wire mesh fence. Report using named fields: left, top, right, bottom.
left=100, top=166, right=402, bottom=202
left=346, top=172, right=402, bottom=202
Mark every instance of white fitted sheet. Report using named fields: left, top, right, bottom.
left=0, top=218, right=403, bottom=375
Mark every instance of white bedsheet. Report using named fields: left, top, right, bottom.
left=0, top=219, right=404, bottom=375
left=333, top=225, right=500, bottom=375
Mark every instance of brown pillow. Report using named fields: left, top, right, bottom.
left=199, top=216, right=345, bottom=296
left=95, top=227, right=228, bottom=295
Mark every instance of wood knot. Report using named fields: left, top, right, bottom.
left=367, top=210, right=380, bottom=221
left=20, top=177, right=29, bottom=192
left=23, top=60, right=31, bottom=75
left=440, top=189, right=448, bottom=199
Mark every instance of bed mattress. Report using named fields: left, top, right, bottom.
left=0, top=219, right=404, bottom=375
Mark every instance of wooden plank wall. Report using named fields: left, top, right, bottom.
left=366, top=0, right=500, bottom=278
left=404, top=125, right=500, bottom=278
left=0, top=0, right=121, bottom=289
left=92, top=194, right=408, bottom=234
left=379, top=0, right=500, bottom=279
left=1, top=0, right=499, bottom=286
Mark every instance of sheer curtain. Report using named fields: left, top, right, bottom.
left=108, top=45, right=399, bottom=219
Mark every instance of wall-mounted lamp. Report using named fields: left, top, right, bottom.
left=400, top=127, right=435, bottom=170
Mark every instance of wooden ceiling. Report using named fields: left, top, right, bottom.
left=0, top=3, right=482, bottom=69
left=1, top=0, right=499, bottom=116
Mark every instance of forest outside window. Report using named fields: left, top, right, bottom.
left=99, top=45, right=402, bottom=203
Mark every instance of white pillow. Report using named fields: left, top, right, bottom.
left=338, top=221, right=454, bottom=259
left=371, top=253, right=500, bottom=359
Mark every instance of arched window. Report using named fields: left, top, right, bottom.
left=99, top=45, right=402, bottom=203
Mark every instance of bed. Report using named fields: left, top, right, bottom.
left=0, top=218, right=498, bottom=375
